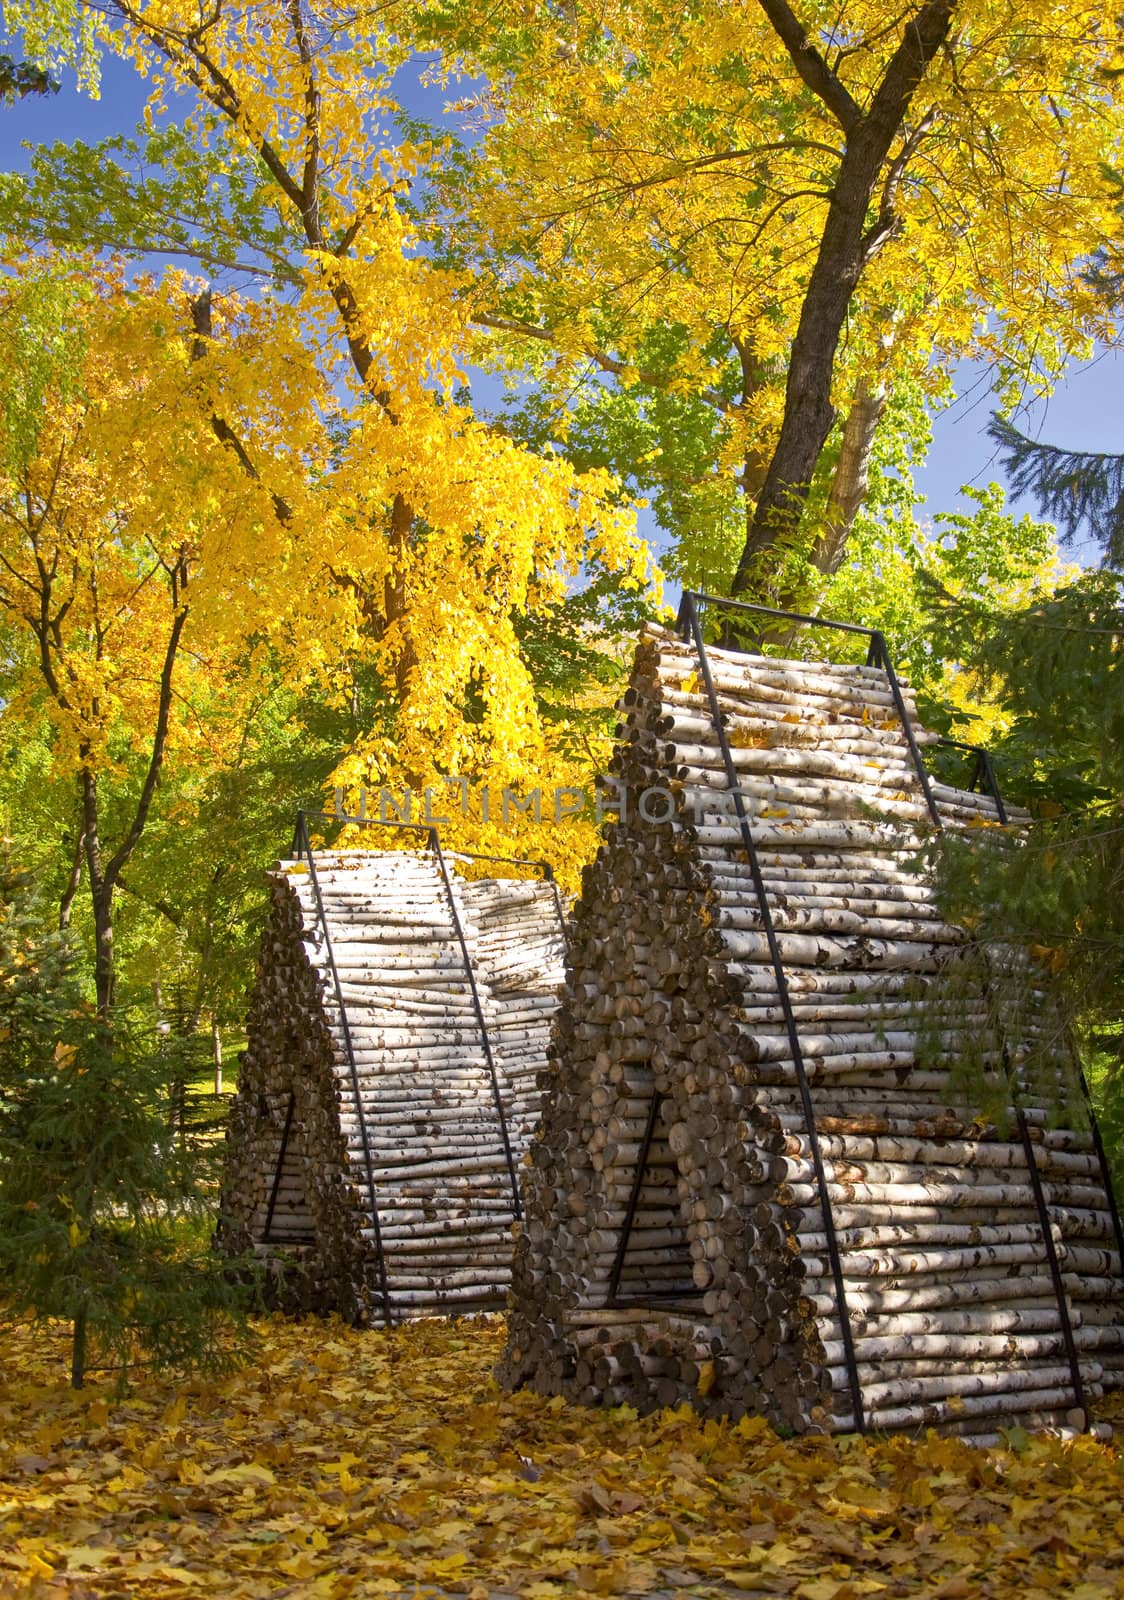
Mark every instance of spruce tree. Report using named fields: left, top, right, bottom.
left=987, top=416, right=1124, bottom=568
left=0, top=860, right=256, bottom=1388
left=924, top=573, right=1124, bottom=1190
left=989, top=175, right=1124, bottom=568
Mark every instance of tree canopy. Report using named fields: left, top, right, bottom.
left=425, top=0, right=1124, bottom=596
left=2, top=0, right=1124, bottom=1391
left=0, top=0, right=1117, bottom=959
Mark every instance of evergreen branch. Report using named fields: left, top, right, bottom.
left=0, top=54, right=58, bottom=104
left=989, top=415, right=1124, bottom=566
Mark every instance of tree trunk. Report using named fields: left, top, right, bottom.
left=385, top=491, right=417, bottom=701
left=70, top=1305, right=88, bottom=1390
left=81, top=768, right=115, bottom=1021
left=91, top=881, right=116, bottom=1020
left=731, top=0, right=957, bottom=595
left=58, top=809, right=85, bottom=931
left=808, top=376, right=889, bottom=577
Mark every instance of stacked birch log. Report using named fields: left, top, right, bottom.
left=218, top=849, right=565, bottom=1322
left=499, top=625, right=1124, bottom=1438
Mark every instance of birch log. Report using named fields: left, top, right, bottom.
left=498, top=624, right=1124, bottom=1437
left=218, top=849, right=566, bottom=1321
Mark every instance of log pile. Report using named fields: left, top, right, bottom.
left=218, top=849, right=565, bottom=1322
left=499, top=625, right=1124, bottom=1438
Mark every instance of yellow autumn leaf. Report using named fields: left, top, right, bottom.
left=764, top=1543, right=801, bottom=1567
left=798, top=1581, right=848, bottom=1600
left=204, top=1462, right=276, bottom=1487
left=277, top=1551, right=318, bottom=1579
left=60, top=1546, right=113, bottom=1570
left=135, top=1562, right=203, bottom=1585
left=2, top=1310, right=1124, bottom=1598
left=428, top=1552, right=470, bottom=1576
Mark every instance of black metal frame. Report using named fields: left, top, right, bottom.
left=607, top=1091, right=663, bottom=1306
left=262, top=1089, right=316, bottom=1245
left=675, top=591, right=866, bottom=1429
left=683, top=593, right=947, bottom=825
left=1012, top=1097, right=1087, bottom=1415
left=429, top=837, right=523, bottom=1220
left=292, top=812, right=393, bottom=1323
left=287, top=813, right=566, bottom=1304
left=1081, top=1072, right=1124, bottom=1275
left=936, top=737, right=1008, bottom=824
left=670, top=589, right=1124, bottom=1435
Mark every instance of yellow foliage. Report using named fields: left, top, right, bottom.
left=2, top=6, right=659, bottom=895
left=63, top=2, right=659, bottom=879
left=0, top=260, right=304, bottom=806
left=0, top=1316, right=1122, bottom=1597
left=448, top=0, right=1124, bottom=538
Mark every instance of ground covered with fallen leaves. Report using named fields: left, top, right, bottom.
left=1, top=1316, right=1123, bottom=1599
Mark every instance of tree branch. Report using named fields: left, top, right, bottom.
left=542, top=138, right=844, bottom=218
left=756, top=0, right=862, bottom=133
left=188, top=289, right=293, bottom=525
left=103, top=561, right=190, bottom=891
left=472, top=313, right=740, bottom=414
left=285, top=0, right=322, bottom=241
left=116, top=872, right=184, bottom=929
left=116, top=1, right=399, bottom=419
left=58, top=812, right=85, bottom=931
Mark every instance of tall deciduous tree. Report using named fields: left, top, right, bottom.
left=429, top=0, right=1124, bottom=597
left=3, top=0, right=652, bottom=876
left=0, top=257, right=318, bottom=1013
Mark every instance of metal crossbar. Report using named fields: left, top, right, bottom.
left=607, top=1090, right=664, bottom=1306
left=672, top=590, right=1121, bottom=1434
left=262, top=1089, right=297, bottom=1245
left=291, top=813, right=392, bottom=1324
left=676, top=592, right=866, bottom=1432
left=289, top=813, right=560, bottom=1251
left=297, top=811, right=556, bottom=884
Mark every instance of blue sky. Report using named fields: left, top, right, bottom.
left=3, top=48, right=1120, bottom=566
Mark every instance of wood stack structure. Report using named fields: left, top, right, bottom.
left=218, top=825, right=566, bottom=1323
left=499, top=595, right=1124, bottom=1440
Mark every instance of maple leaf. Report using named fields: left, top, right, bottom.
left=0, top=1313, right=1122, bottom=1599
